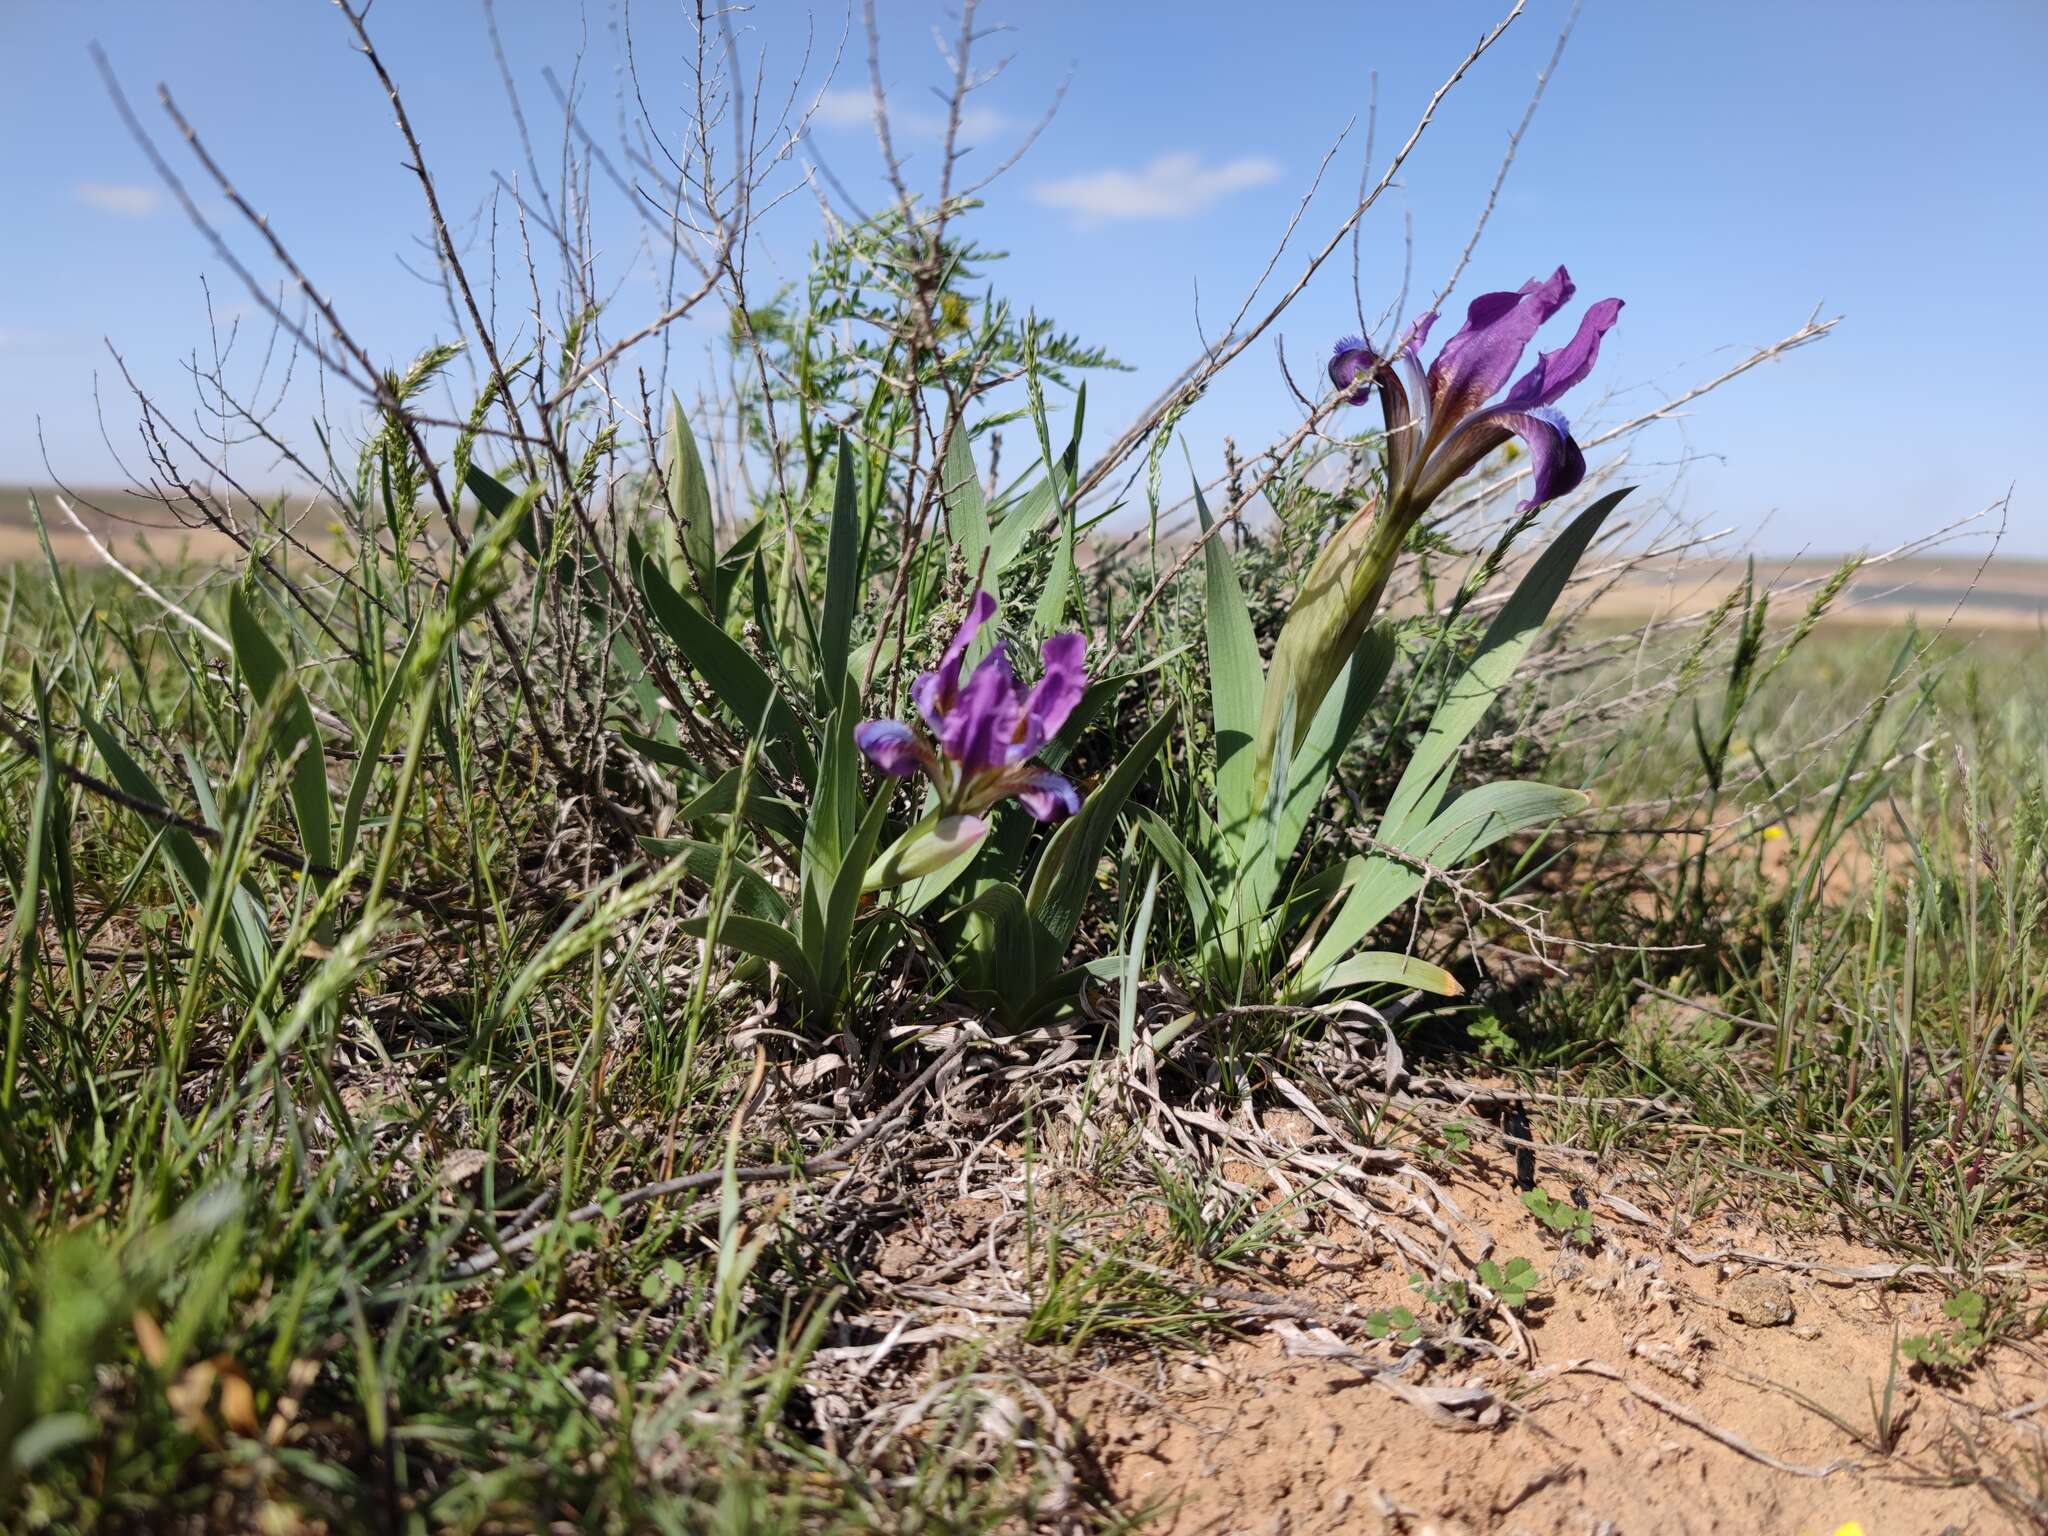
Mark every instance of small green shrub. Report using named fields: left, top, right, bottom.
left=1901, top=1290, right=1992, bottom=1376
left=1476, top=1256, right=1541, bottom=1310
left=1363, top=1304, right=1424, bottom=1346
left=1522, top=1188, right=1596, bottom=1247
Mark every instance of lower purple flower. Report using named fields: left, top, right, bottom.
left=856, top=591, right=1087, bottom=822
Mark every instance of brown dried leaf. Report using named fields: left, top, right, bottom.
left=131, top=1309, right=168, bottom=1369
left=165, top=1360, right=220, bottom=1443
left=215, top=1359, right=260, bottom=1436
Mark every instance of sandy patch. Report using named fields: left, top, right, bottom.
left=1068, top=1161, right=2043, bottom=1535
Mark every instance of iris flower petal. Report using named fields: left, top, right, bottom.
left=1010, top=768, right=1081, bottom=822
left=1500, top=407, right=1588, bottom=509
left=911, top=588, right=998, bottom=731
left=1332, top=330, right=1427, bottom=489
left=1411, top=405, right=1586, bottom=513
left=1328, top=337, right=1376, bottom=405
left=1425, top=267, right=1575, bottom=429
left=1290, top=271, right=1617, bottom=788
left=938, top=645, right=1025, bottom=778
left=1014, top=632, right=1088, bottom=760
left=1501, top=297, right=1624, bottom=412
left=854, top=719, right=929, bottom=777
left=875, top=588, right=1090, bottom=826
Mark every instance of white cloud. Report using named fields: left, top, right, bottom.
left=1031, top=152, right=1282, bottom=226
left=0, top=327, right=75, bottom=354
left=812, top=87, right=874, bottom=130
left=810, top=86, right=1010, bottom=144
left=949, top=105, right=1011, bottom=143
left=75, top=181, right=161, bottom=218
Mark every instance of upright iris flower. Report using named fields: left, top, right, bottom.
left=1329, top=266, right=1622, bottom=518
left=1254, top=267, right=1622, bottom=784
left=856, top=592, right=1087, bottom=882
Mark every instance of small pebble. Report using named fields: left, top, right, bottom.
left=1725, top=1274, right=1795, bottom=1327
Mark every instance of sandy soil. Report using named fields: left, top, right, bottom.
left=0, top=485, right=267, bottom=568
left=1066, top=1160, right=2043, bottom=1535
left=1574, top=555, right=2048, bottom=634
left=0, top=525, right=250, bottom=568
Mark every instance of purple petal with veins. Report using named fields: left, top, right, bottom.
left=912, top=588, right=998, bottom=732
left=1408, top=404, right=1589, bottom=514
left=875, top=588, right=1092, bottom=826
left=1011, top=768, right=1081, bottom=822
left=1499, top=407, right=1588, bottom=509
left=854, top=719, right=928, bottom=777
left=1327, top=337, right=1377, bottom=405
left=1425, top=267, right=1574, bottom=428
left=1501, top=298, right=1624, bottom=412
left=1014, top=632, right=1087, bottom=760
left=938, top=645, right=1025, bottom=778
left=1444, top=406, right=1588, bottom=510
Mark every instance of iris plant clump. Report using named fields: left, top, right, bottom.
left=1254, top=266, right=1622, bottom=785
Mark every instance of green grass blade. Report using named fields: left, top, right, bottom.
left=635, top=550, right=812, bottom=781
left=226, top=587, right=334, bottom=874
left=1117, top=862, right=1162, bottom=1056
left=942, top=428, right=992, bottom=580
left=1273, top=624, right=1397, bottom=885
left=1294, top=780, right=1587, bottom=993
left=664, top=394, right=718, bottom=602
left=683, top=913, right=822, bottom=1003
left=463, top=461, right=543, bottom=561
left=815, top=793, right=892, bottom=1001
left=340, top=621, right=425, bottom=861
left=1380, top=489, right=1628, bottom=847
left=1, top=676, right=56, bottom=1111
left=1033, top=487, right=1078, bottom=632
left=1134, top=808, right=1215, bottom=944
left=953, top=881, right=1039, bottom=1011
left=987, top=474, right=1056, bottom=576
left=78, top=714, right=269, bottom=988
left=803, top=684, right=862, bottom=907
left=1026, top=706, right=1177, bottom=965
left=713, top=516, right=766, bottom=624
left=1196, top=476, right=1264, bottom=862
left=1316, top=951, right=1463, bottom=997
left=678, top=766, right=806, bottom=849
left=821, top=439, right=862, bottom=690
left=633, top=839, right=789, bottom=922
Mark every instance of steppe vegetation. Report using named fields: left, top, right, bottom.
left=3, top=5, right=2041, bottom=1531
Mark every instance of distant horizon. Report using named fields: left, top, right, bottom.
left=4, top=478, right=2030, bottom=574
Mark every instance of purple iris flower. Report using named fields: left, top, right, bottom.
left=1252, top=268, right=1625, bottom=784
left=855, top=591, right=1087, bottom=833
left=1328, top=266, right=1622, bottom=514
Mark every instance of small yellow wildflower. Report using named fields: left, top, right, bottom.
left=1833, top=1523, right=1867, bottom=1536
left=1762, top=824, right=1786, bottom=842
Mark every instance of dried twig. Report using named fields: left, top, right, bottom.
left=1535, top=1359, right=1852, bottom=1478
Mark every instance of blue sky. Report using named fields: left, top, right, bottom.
left=2, top=1, right=2042, bottom=552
